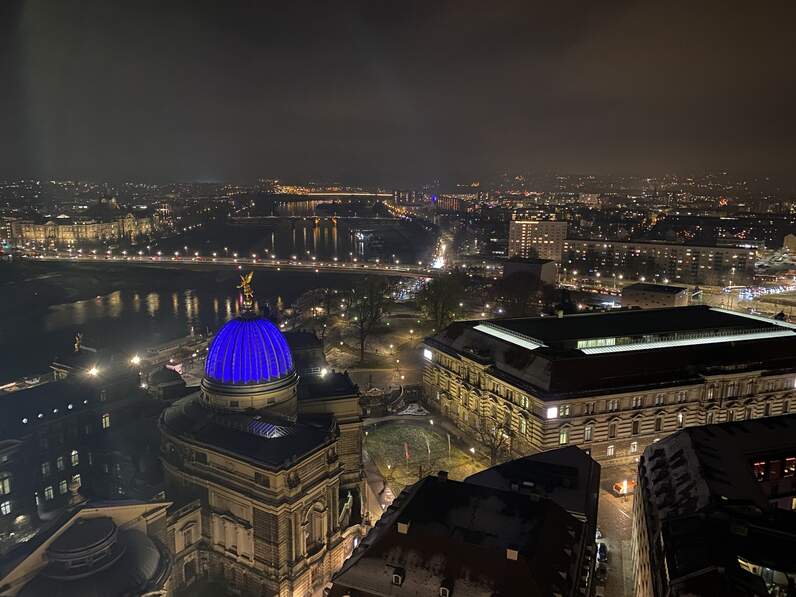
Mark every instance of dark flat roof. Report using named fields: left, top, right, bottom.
left=491, top=306, right=769, bottom=344
left=160, top=394, right=336, bottom=470
left=622, top=282, right=688, bottom=295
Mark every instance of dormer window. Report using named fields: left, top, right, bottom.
left=392, top=567, right=405, bottom=586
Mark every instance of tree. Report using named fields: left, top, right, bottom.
left=350, top=276, right=389, bottom=362
left=476, top=414, right=511, bottom=466
left=417, top=274, right=466, bottom=330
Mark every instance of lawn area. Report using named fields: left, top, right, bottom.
left=364, top=420, right=488, bottom=495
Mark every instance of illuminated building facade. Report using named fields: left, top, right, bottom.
left=160, top=280, right=363, bottom=596
left=12, top=213, right=153, bottom=245
left=508, top=217, right=568, bottom=262
left=422, top=306, right=796, bottom=465
left=563, top=238, right=757, bottom=285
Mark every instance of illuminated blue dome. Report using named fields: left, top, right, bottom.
left=205, top=316, right=294, bottom=385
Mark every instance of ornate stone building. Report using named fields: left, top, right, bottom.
left=160, top=283, right=363, bottom=596
left=422, top=306, right=796, bottom=464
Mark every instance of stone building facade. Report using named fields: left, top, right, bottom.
left=422, top=306, right=796, bottom=465
left=160, top=301, right=363, bottom=597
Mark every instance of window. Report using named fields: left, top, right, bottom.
left=519, top=417, right=527, bottom=435
left=229, top=400, right=239, bottom=408
left=607, top=445, right=615, bottom=457
left=70, top=450, right=79, bottom=466
left=254, top=472, right=270, bottom=487
left=0, top=500, right=10, bottom=515
left=655, top=416, right=663, bottom=432
left=630, top=441, right=638, bottom=454
left=56, top=456, right=65, bottom=471
left=728, top=410, right=735, bottom=422
left=706, top=386, right=715, bottom=401
left=632, top=419, right=641, bottom=435
left=764, top=403, right=771, bottom=417
left=520, top=395, right=529, bottom=409
left=560, top=405, right=571, bottom=417
left=607, top=399, right=620, bottom=412
left=440, top=588, right=451, bottom=597
left=632, top=396, right=643, bottom=409
left=72, top=474, right=81, bottom=488
left=101, top=413, right=110, bottom=429
left=726, top=383, right=737, bottom=398
left=584, top=424, right=593, bottom=442
left=559, top=428, right=569, bottom=445
left=608, top=423, right=617, bottom=438
left=746, top=380, right=755, bottom=395
left=546, top=406, right=559, bottom=419
left=744, top=407, right=752, bottom=420
left=41, top=462, right=50, bottom=477
left=706, top=411, right=714, bottom=425
left=785, top=458, right=796, bottom=477
left=59, top=480, right=68, bottom=494
left=0, top=476, right=10, bottom=496
left=677, top=412, right=685, bottom=428
left=183, top=527, right=194, bottom=547
left=676, top=391, right=687, bottom=403
left=44, top=486, right=54, bottom=501
left=784, top=400, right=790, bottom=414
left=195, top=452, right=207, bottom=465
left=583, top=402, right=595, bottom=415
left=753, top=461, right=766, bottom=481
left=654, top=394, right=665, bottom=406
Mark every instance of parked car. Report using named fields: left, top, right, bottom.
left=597, top=542, right=608, bottom=562
left=595, top=563, right=608, bottom=584
left=612, top=479, right=637, bottom=496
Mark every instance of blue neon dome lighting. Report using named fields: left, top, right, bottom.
left=205, top=317, right=294, bottom=385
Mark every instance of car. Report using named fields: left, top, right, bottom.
left=595, top=563, right=608, bottom=584
left=612, top=479, right=637, bottom=496
left=597, top=542, right=608, bottom=562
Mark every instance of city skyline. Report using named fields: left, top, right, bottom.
left=3, top=1, right=796, bottom=184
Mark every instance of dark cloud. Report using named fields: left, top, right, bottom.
left=2, top=0, right=795, bottom=184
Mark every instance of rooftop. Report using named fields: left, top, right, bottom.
left=638, top=415, right=796, bottom=595
left=160, top=394, right=337, bottom=470
left=331, top=473, right=584, bottom=597
left=622, top=282, right=688, bottom=295
left=425, top=307, right=796, bottom=399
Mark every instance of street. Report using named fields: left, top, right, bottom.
left=597, top=463, right=638, bottom=597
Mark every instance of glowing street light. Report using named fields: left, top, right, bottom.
left=130, top=354, right=142, bottom=366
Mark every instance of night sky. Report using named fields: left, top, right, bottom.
left=2, top=1, right=795, bottom=184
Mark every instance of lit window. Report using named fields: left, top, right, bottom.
left=560, top=405, right=571, bottom=417
left=423, top=349, right=433, bottom=361
left=608, top=422, right=617, bottom=438
left=72, top=474, right=81, bottom=487
left=70, top=450, right=79, bottom=466
left=101, top=413, right=110, bottom=429
left=607, top=445, right=615, bottom=457
left=56, top=456, right=64, bottom=471
left=44, top=486, right=54, bottom=501
left=630, top=441, right=638, bottom=453
left=519, top=417, right=527, bottom=435
left=546, top=406, right=559, bottom=419
left=0, top=500, right=10, bottom=516
left=584, top=425, right=593, bottom=442
left=0, top=476, right=10, bottom=496
left=559, top=428, right=568, bottom=445
left=41, top=462, right=50, bottom=477
left=59, top=480, right=68, bottom=494
left=677, top=412, right=685, bottom=428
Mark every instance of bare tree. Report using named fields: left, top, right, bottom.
left=350, top=276, right=389, bottom=362
left=417, top=274, right=466, bottom=330
left=476, top=415, right=511, bottom=465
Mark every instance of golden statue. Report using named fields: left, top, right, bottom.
left=238, top=272, right=255, bottom=309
